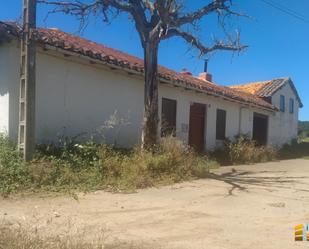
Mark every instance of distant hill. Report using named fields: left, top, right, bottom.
left=299, top=121, right=309, bottom=136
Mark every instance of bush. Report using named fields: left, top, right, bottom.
left=211, top=135, right=277, bottom=165
left=98, top=136, right=218, bottom=190
left=0, top=134, right=31, bottom=197
left=0, top=134, right=218, bottom=196
left=279, top=140, right=309, bottom=160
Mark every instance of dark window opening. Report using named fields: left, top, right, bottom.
left=161, top=98, right=177, bottom=137
left=289, top=98, right=294, bottom=114
left=216, top=109, right=226, bottom=140
left=280, top=95, right=285, bottom=112
left=252, top=113, right=268, bottom=146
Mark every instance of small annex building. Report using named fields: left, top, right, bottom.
left=0, top=22, right=303, bottom=151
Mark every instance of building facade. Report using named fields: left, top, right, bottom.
left=0, top=22, right=303, bottom=151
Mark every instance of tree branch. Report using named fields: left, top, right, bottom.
left=39, top=0, right=133, bottom=11
left=164, top=28, right=247, bottom=55
left=38, top=0, right=134, bottom=20
left=175, top=0, right=248, bottom=26
left=142, top=0, right=155, bottom=13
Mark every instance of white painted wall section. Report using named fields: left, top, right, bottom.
left=35, top=51, right=144, bottom=147
left=0, top=93, right=9, bottom=133
left=268, top=82, right=300, bottom=147
left=0, top=44, right=9, bottom=133
left=0, top=41, right=21, bottom=140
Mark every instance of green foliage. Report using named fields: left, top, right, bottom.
left=299, top=121, right=309, bottom=138
left=299, top=121, right=309, bottom=132
left=0, top=134, right=218, bottom=197
left=211, top=135, right=309, bottom=164
left=211, top=135, right=277, bottom=165
left=278, top=140, right=309, bottom=160
left=97, top=137, right=218, bottom=190
left=0, top=134, right=31, bottom=197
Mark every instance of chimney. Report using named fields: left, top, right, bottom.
left=49, top=27, right=60, bottom=31
left=198, top=59, right=213, bottom=83
left=180, top=68, right=192, bottom=76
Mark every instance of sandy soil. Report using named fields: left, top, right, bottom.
left=1, top=159, right=309, bottom=248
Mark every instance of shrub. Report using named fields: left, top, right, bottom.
left=211, top=135, right=277, bottom=165
left=98, top=136, right=218, bottom=190
left=0, top=134, right=31, bottom=197
left=0, top=134, right=218, bottom=196
left=279, top=140, right=309, bottom=159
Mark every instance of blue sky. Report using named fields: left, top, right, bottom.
left=1, top=0, right=308, bottom=120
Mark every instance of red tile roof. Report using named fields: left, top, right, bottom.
left=230, top=80, right=273, bottom=95
left=0, top=21, right=277, bottom=111
left=231, top=78, right=303, bottom=108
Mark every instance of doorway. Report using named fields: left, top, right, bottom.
left=188, top=103, right=206, bottom=152
left=252, top=113, right=268, bottom=146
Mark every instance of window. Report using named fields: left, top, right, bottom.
left=289, top=98, right=294, bottom=114
left=161, top=98, right=177, bottom=137
left=216, top=109, right=226, bottom=140
left=280, top=95, right=285, bottom=112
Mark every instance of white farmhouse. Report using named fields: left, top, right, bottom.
left=0, top=22, right=303, bottom=151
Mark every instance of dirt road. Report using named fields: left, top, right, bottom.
left=1, top=159, right=309, bottom=248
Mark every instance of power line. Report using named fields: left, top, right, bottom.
left=259, top=0, right=309, bottom=24
left=265, top=0, right=308, bottom=19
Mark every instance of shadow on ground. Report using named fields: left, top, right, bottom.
left=206, top=168, right=309, bottom=196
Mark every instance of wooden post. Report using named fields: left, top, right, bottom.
left=18, top=0, right=37, bottom=161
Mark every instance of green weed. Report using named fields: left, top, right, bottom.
left=0, top=134, right=217, bottom=197
left=211, top=135, right=277, bottom=165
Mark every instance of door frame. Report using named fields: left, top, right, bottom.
left=188, top=102, right=207, bottom=152
left=252, top=112, right=269, bottom=146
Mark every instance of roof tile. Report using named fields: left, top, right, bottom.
left=230, top=78, right=303, bottom=107
left=0, top=21, right=277, bottom=111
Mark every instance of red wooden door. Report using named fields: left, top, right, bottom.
left=188, top=103, right=206, bottom=152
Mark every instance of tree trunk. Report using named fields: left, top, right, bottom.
left=141, top=40, right=159, bottom=150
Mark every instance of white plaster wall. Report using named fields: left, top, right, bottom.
left=239, top=108, right=253, bottom=137
left=159, top=84, right=258, bottom=151
left=3, top=40, right=279, bottom=150
left=0, top=93, right=9, bottom=133
left=0, top=42, right=20, bottom=137
left=268, top=82, right=300, bottom=147
left=0, top=45, right=9, bottom=133
left=0, top=42, right=145, bottom=147
left=35, top=51, right=144, bottom=147
left=35, top=49, right=264, bottom=149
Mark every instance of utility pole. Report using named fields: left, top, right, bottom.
left=18, top=0, right=37, bottom=161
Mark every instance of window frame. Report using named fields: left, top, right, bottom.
left=161, top=98, right=177, bottom=137
left=216, top=109, right=227, bottom=141
left=280, top=95, right=285, bottom=112
left=289, top=98, right=294, bottom=114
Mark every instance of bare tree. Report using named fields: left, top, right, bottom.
left=38, top=0, right=247, bottom=150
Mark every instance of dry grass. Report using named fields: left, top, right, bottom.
left=0, top=134, right=218, bottom=197
left=211, top=135, right=277, bottom=166
left=0, top=221, right=152, bottom=249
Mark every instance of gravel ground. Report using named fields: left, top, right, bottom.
left=1, top=159, right=309, bottom=249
